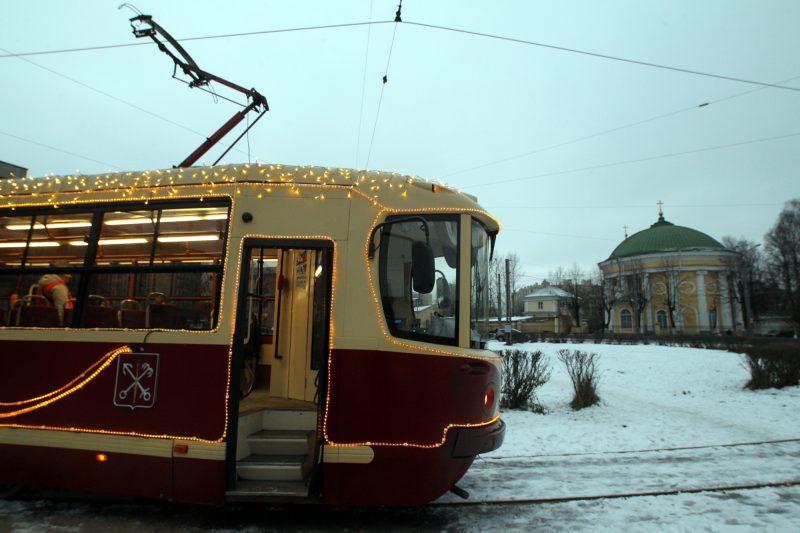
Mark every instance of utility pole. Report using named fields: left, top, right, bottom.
left=505, top=258, right=512, bottom=345
left=497, top=271, right=502, bottom=324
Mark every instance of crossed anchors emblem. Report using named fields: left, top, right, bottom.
left=113, top=352, right=159, bottom=409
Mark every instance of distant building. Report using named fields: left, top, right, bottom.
left=0, top=161, right=27, bottom=179
left=521, top=285, right=575, bottom=333
left=598, top=208, right=744, bottom=335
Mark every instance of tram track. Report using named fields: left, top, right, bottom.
left=434, top=438, right=800, bottom=507
left=478, top=436, right=800, bottom=462
left=433, top=479, right=800, bottom=507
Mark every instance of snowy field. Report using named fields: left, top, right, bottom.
left=434, top=341, right=800, bottom=531
left=1, top=342, right=799, bottom=531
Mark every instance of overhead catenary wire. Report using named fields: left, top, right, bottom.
left=0, top=21, right=395, bottom=59
left=463, top=130, right=800, bottom=189
left=364, top=1, right=403, bottom=168
left=4, top=10, right=798, bottom=181
left=486, top=202, right=786, bottom=210
left=442, top=74, right=800, bottom=179
left=4, top=17, right=796, bottom=97
left=501, top=228, right=618, bottom=242
left=403, top=20, right=800, bottom=93
left=0, top=130, right=121, bottom=170
left=0, top=46, right=209, bottom=136
left=1, top=46, right=253, bottom=163
left=355, top=0, right=376, bottom=168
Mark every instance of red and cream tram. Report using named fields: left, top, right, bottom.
left=0, top=164, right=504, bottom=505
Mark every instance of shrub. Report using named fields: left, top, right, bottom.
left=558, top=349, right=601, bottom=409
left=498, top=349, right=551, bottom=412
left=742, top=341, right=800, bottom=389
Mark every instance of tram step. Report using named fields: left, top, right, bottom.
left=227, top=479, right=309, bottom=500
left=237, top=454, right=306, bottom=482
left=262, top=409, right=317, bottom=431
left=248, top=429, right=313, bottom=456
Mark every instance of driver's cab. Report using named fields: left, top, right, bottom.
left=376, top=214, right=495, bottom=349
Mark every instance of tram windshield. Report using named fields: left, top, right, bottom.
left=471, top=219, right=492, bottom=348
left=379, top=215, right=459, bottom=346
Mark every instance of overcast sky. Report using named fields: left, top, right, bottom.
left=2, top=1, right=799, bottom=282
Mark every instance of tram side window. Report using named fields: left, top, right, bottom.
left=378, top=215, right=459, bottom=346
left=1, top=213, right=88, bottom=327
left=1, top=201, right=229, bottom=330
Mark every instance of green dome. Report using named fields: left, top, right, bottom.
left=608, top=216, right=725, bottom=260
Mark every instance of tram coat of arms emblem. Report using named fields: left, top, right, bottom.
left=113, top=352, right=160, bottom=409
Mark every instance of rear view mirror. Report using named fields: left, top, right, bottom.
left=412, top=241, right=435, bottom=294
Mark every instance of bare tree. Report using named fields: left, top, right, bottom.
left=504, top=252, right=525, bottom=316
left=721, top=236, right=764, bottom=333
left=489, top=255, right=502, bottom=321
left=656, top=257, right=681, bottom=332
left=566, top=263, right=585, bottom=326
left=615, top=259, right=650, bottom=333
left=578, top=269, right=608, bottom=332
left=764, top=199, right=800, bottom=332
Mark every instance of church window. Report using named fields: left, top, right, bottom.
left=620, top=309, right=632, bottom=329
left=656, top=310, right=668, bottom=329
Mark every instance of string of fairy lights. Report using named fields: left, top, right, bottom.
left=0, top=162, right=503, bottom=450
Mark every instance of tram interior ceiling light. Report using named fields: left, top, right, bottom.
left=6, top=221, right=92, bottom=230
left=0, top=241, right=60, bottom=248
left=104, top=214, right=227, bottom=226
left=157, top=234, right=220, bottom=243
left=69, top=238, right=148, bottom=246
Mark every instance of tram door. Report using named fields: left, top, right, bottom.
left=244, top=245, right=330, bottom=403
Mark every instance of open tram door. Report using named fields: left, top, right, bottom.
left=227, top=240, right=332, bottom=500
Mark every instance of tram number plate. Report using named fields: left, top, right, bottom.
left=113, top=352, right=160, bottom=410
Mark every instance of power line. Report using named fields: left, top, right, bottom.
left=502, top=228, right=618, bottom=242
left=486, top=203, right=785, bottom=210
left=365, top=3, right=403, bottom=168
left=355, top=1, right=376, bottom=168
left=404, top=21, right=800, bottom=93
left=0, top=130, right=121, bottom=170
left=463, top=131, right=800, bottom=189
left=1, top=46, right=251, bottom=161
left=6, top=17, right=795, bottom=96
left=1, top=46, right=208, bottom=137
left=442, top=74, right=800, bottom=179
left=0, top=21, right=394, bottom=59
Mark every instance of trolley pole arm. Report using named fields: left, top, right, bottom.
left=126, top=12, right=269, bottom=167
left=178, top=100, right=260, bottom=168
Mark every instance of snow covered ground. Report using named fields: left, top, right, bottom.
left=435, top=341, right=800, bottom=530
left=485, top=341, right=798, bottom=455
left=1, top=342, right=798, bottom=531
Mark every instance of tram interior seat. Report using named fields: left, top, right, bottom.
left=11, top=295, right=60, bottom=327
left=83, top=304, right=120, bottom=328
left=146, top=303, right=181, bottom=329
left=118, top=299, right=145, bottom=328
left=145, top=292, right=181, bottom=328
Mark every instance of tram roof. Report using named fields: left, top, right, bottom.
left=0, top=163, right=499, bottom=232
